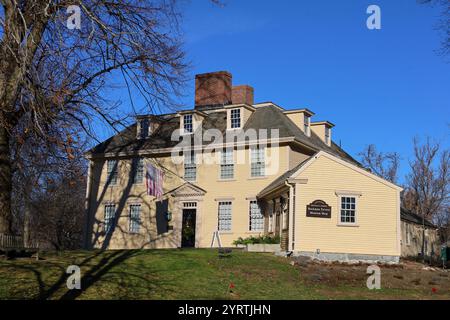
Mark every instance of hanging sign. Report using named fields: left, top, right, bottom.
left=306, top=200, right=332, bottom=218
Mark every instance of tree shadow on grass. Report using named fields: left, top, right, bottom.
left=59, top=250, right=142, bottom=300
left=1, top=249, right=172, bottom=300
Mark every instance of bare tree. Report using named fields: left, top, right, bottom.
left=29, top=172, right=86, bottom=250
left=0, top=1, right=189, bottom=235
left=403, top=137, right=450, bottom=257
left=10, top=118, right=87, bottom=248
left=359, top=144, right=400, bottom=183
left=419, top=0, right=450, bottom=57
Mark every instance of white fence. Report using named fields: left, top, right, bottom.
left=0, top=233, right=39, bottom=250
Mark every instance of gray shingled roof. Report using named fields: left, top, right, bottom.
left=87, top=104, right=366, bottom=198
left=257, top=156, right=313, bottom=197
left=401, top=208, right=436, bottom=228
left=87, top=105, right=361, bottom=171
left=243, top=106, right=360, bottom=166
left=88, top=111, right=227, bottom=155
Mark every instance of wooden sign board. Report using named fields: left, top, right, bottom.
left=306, top=200, right=331, bottom=218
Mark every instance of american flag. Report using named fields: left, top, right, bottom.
left=146, top=163, right=164, bottom=198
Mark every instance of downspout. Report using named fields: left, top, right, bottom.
left=285, top=180, right=295, bottom=253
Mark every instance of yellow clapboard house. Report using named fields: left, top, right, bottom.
left=84, top=71, right=402, bottom=263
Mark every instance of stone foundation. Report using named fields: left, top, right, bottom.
left=293, top=251, right=400, bottom=264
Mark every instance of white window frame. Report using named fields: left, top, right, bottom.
left=230, top=108, right=241, bottom=129
left=129, top=203, right=141, bottom=234
left=249, top=200, right=264, bottom=231
left=250, top=146, right=265, bottom=177
left=183, top=114, right=193, bottom=134
left=338, top=195, right=358, bottom=226
left=218, top=201, right=232, bottom=232
left=184, top=151, right=197, bottom=182
left=220, top=149, right=234, bottom=180
left=325, top=126, right=331, bottom=145
left=304, top=114, right=310, bottom=136
left=139, top=118, right=150, bottom=139
left=104, top=204, right=116, bottom=233
left=133, top=157, right=144, bottom=184
left=405, top=223, right=411, bottom=246
left=107, top=160, right=118, bottom=185
left=183, top=202, right=197, bottom=208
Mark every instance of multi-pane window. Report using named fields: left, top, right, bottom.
left=183, top=114, right=193, bottom=134
left=184, top=151, right=197, bottom=181
left=304, top=114, right=310, bottom=136
left=251, top=147, right=265, bottom=177
left=230, top=109, right=241, bottom=129
left=133, top=158, right=144, bottom=184
left=340, top=196, right=356, bottom=224
left=140, top=118, right=150, bottom=139
left=183, top=202, right=197, bottom=208
left=249, top=201, right=264, bottom=231
left=104, top=204, right=116, bottom=233
left=218, top=201, right=232, bottom=231
left=107, top=160, right=118, bottom=185
left=405, top=224, right=411, bottom=245
left=129, top=204, right=141, bottom=234
left=325, top=127, right=331, bottom=145
left=220, top=149, right=234, bottom=179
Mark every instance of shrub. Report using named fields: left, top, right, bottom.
left=233, top=235, right=280, bottom=246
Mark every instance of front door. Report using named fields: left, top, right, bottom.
left=181, top=209, right=196, bottom=248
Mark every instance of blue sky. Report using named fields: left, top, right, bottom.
left=102, top=0, right=450, bottom=183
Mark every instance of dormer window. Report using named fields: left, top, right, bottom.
left=139, top=118, right=150, bottom=139
left=311, top=121, right=334, bottom=146
left=230, top=108, right=241, bottom=129
left=183, top=114, right=193, bottom=134
left=304, top=114, right=310, bottom=136
left=325, top=126, right=331, bottom=145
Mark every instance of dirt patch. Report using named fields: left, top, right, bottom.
left=291, top=258, right=450, bottom=299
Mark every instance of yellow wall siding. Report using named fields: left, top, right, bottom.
left=87, top=144, right=293, bottom=249
left=310, top=124, right=325, bottom=142
left=87, top=155, right=185, bottom=249
left=195, top=145, right=290, bottom=247
left=287, top=145, right=310, bottom=170
left=286, top=113, right=303, bottom=132
left=293, top=155, right=400, bottom=256
left=400, top=221, right=440, bottom=257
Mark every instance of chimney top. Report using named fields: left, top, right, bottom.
left=195, top=71, right=232, bottom=108
left=232, top=85, right=254, bottom=105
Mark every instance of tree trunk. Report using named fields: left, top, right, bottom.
left=0, top=126, right=13, bottom=235
left=23, top=200, right=31, bottom=247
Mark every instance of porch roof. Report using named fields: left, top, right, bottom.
left=257, top=156, right=313, bottom=198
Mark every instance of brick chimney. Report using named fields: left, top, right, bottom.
left=232, top=85, right=254, bottom=105
left=195, top=71, right=232, bottom=107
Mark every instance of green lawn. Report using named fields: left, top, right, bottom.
left=0, top=249, right=446, bottom=300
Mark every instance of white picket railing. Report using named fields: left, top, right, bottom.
left=0, top=234, right=23, bottom=249
left=0, top=233, right=39, bottom=250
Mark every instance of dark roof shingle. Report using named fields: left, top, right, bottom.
left=87, top=105, right=360, bottom=170
left=401, top=208, right=436, bottom=228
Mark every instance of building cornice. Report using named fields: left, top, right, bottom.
left=84, top=136, right=319, bottom=160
